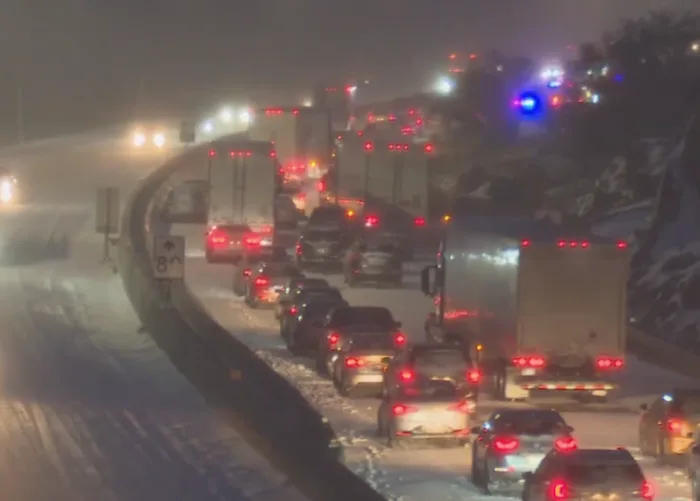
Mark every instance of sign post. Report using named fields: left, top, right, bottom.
left=152, top=235, right=185, bottom=309
left=96, top=187, right=120, bottom=262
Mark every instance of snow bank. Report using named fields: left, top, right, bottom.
left=629, top=116, right=700, bottom=348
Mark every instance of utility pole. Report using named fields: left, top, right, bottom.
left=14, top=0, right=25, bottom=143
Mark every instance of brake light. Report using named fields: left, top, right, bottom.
left=549, top=480, right=568, bottom=500
left=208, top=229, right=227, bottom=245
left=596, top=356, right=624, bottom=369
left=512, top=356, right=545, bottom=368
left=466, top=369, right=481, bottom=384
left=394, top=333, right=406, bottom=345
left=392, top=404, right=418, bottom=416
left=448, top=400, right=475, bottom=413
left=328, top=333, right=340, bottom=348
left=398, top=369, right=414, bottom=382
left=365, top=215, right=379, bottom=227
left=289, top=306, right=298, bottom=315
left=243, top=269, right=252, bottom=277
left=554, top=436, right=578, bottom=452
left=617, top=240, right=628, bottom=249
left=641, top=481, right=654, bottom=500
left=254, top=277, right=268, bottom=286
left=295, top=243, right=302, bottom=254
left=667, top=419, right=683, bottom=433
left=414, top=217, right=425, bottom=226
left=317, top=181, right=325, bottom=192
left=492, top=436, right=519, bottom=453
left=345, top=357, right=366, bottom=368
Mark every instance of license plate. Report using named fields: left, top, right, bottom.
left=317, top=247, right=329, bottom=254
left=592, top=390, right=607, bottom=396
left=273, top=286, right=284, bottom=292
left=522, top=368, right=536, bottom=376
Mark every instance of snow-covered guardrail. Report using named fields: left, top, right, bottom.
left=117, top=140, right=387, bottom=501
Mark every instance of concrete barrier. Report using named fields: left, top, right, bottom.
left=628, top=327, right=700, bottom=380
left=117, top=141, right=387, bottom=501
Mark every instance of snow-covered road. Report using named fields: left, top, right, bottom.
left=174, top=218, right=698, bottom=501
left=0, top=134, right=307, bottom=501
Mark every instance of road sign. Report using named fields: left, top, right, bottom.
left=96, top=187, right=120, bottom=234
left=152, top=235, right=185, bottom=279
left=179, top=120, right=195, bottom=144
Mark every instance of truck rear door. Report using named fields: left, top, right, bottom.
left=515, top=240, right=629, bottom=367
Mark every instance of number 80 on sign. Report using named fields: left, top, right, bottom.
left=152, top=236, right=185, bottom=279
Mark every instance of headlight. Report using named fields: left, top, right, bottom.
left=153, top=132, right=165, bottom=147
left=1, top=181, right=13, bottom=202
left=133, top=132, right=146, bottom=147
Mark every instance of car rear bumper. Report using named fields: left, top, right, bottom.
left=518, top=379, right=616, bottom=396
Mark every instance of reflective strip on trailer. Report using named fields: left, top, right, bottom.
left=520, top=383, right=615, bottom=391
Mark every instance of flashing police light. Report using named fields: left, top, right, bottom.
left=515, top=92, right=541, bottom=115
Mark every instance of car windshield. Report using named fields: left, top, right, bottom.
left=399, top=380, right=461, bottom=400
left=493, top=410, right=567, bottom=434
left=218, top=225, right=250, bottom=234
left=332, top=307, right=394, bottom=327
left=414, top=348, right=465, bottom=368
left=298, top=290, right=342, bottom=303
left=565, top=462, right=644, bottom=485
left=309, top=208, right=344, bottom=225
left=349, top=333, right=393, bottom=351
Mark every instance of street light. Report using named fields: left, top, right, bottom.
left=202, top=120, right=214, bottom=134
left=434, top=75, right=454, bottom=95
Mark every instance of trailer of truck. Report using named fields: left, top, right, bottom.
left=421, top=216, right=630, bottom=402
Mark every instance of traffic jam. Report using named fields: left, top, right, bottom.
left=194, top=99, right=700, bottom=500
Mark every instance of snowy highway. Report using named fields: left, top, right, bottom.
left=174, top=215, right=699, bottom=500
left=0, top=132, right=307, bottom=501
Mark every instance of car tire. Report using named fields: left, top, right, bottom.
left=656, top=437, right=666, bottom=464
left=347, top=274, right=357, bottom=288
left=387, top=424, right=406, bottom=449
left=316, top=354, right=329, bottom=378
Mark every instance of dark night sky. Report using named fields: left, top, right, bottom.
left=0, top=0, right=698, bottom=139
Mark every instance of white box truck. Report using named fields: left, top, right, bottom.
left=421, top=215, right=630, bottom=402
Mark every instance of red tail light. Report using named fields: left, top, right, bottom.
left=394, top=333, right=406, bottom=346
left=549, top=480, right=568, bottom=500
left=243, top=269, right=252, bottom=277
left=208, top=229, right=227, bottom=245
left=466, top=369, right=481, bottom=384
left=392, top=404, right=418, bottom=416
left=328, top=333, right=340, bottom=348
left=398, top=369, right=414, bottom=382
left=492, top=436, right=519, bottom=453
left=641, top=481, right=654, bottom=500
left=317, top=181, right=325, bottom=192
left=254, top=277, right=268, bottom=286
left=289, top=306, right=298, bottom=315
left=554, top=436, right=578, bottom=452
left=365, top=215, right=379, bottom=227
left=295, top=243, right=302, bottom=254
left=617, top=240, right=628, bottom=249
left=667, top=419, right=683, bottom=433
left=448, top=400, right=475, bottom=413
left=512, top=356, right=545, bottom=368
left=414, top=217, right=425, bottom=226
left=595, top=356, right=624, bottom=369
left=345, top=357, right=366, bottom=368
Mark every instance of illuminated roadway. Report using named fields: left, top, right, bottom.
left=173, top=197, right=696, bottom=501
left=0, top=129, right=306, bottom=501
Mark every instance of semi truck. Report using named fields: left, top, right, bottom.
left=206, top=137, right=299, bottom=235
left=420, top=213, right=630, bottom=402
left=246, top=106, right=331, bottom=186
